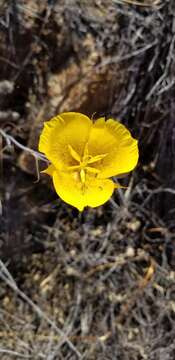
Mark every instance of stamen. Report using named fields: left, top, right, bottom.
left=68, top=145, right=81, bottom=162
left=80, top=169, right=86, bottom=183
left=87, top=153, right=108, bottom=164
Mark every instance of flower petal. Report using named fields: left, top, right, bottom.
left=52, top=170, right=115, bottom=211
left=41, top=164, right=55, bottom=176
left=88, top=118, right=139, bottom=178
left=39, top=112, right=92, bottom=170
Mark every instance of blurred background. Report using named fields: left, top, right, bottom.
left=0, top=1, right=175, bottom=359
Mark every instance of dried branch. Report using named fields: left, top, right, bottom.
left=0, top=129, right=48, bottom=163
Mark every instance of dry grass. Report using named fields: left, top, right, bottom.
left=0, top=0, right=175, bottom=359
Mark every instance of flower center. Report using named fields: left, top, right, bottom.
left=67, top=143, right=108, bottom=183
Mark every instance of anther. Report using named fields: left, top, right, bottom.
left=80, top=169, right=86, bottom=183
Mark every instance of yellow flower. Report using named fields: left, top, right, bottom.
left=39, top=112, right=138, bottom=211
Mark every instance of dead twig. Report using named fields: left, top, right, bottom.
left=113, top=0, right=161, bottom=7
left=0, top=128, right=48, bottom=163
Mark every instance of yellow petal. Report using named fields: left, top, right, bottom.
left=38, top=112, right=92, bottom=170
left=88, top=118, right=139, bottom=178
left=52, top=171, right=115, bottom=211
left=41, top=164, right=55, bottom=176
